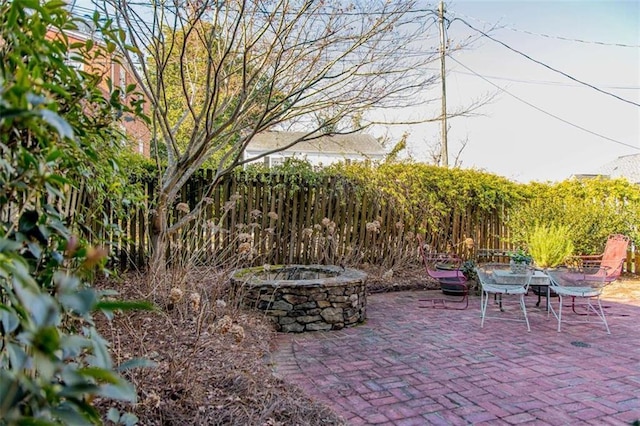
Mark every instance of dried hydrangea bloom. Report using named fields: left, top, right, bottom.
left=215, top=315, right=233, bottom=334
left=327, top=222, right=336, bottom=235
left=267, top=211, right=278, bottom=220
left=366, top=220, right=381, bottom=233
left=170, top=287, right=184, bottom=303
left=176, top=202, right=190, bottom=213
left=229, top=193, right=242, bottom=202
left=465, top=237, right=475, bottom=249
left=302, top=228, right=313, bottom=237
left=250, top=209, right=262, bottom=218
left=189, top=292, right=201, bottom=311
left=395, top=221, right=404, bottom=230
left=238, top=242, right=252, bottom=254
left=321, top=217, right=331, bottom=226
left=229, top=324, right=245, bottom=343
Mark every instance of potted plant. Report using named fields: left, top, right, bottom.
left=508, top=248, right=532, bottom=273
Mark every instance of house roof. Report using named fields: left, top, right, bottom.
left=246, top=131, right=386, bottom=157
left=590, top=154, right=640, bottom=183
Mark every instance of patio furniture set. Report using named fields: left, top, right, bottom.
left=418, top=234, right=630, bottom=334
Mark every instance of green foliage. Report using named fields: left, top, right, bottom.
left=508, top=249, right=532, bottom=265
left=240, top=158, right=330, bottom=193
left=119, top=149, right=158, bottom=182
left=509, top=178, right=640, bottom=254
left=331, top=161, right=526, bottom=239
left=0, top=1, right=151, bottom=423
left=526, top=224, right=574, bottom=269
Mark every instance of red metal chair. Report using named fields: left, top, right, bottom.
left=574, top=234, right=630, bottom=284
left=417, top=237, right=469, bottom=310
left=568, top=234, right=630, bottom=315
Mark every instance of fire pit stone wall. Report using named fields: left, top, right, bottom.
left=230, top=265, right=367, bottom=332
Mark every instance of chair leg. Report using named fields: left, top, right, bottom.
left=519, top=294, right=531, bottom=332
left=419, top=293, right=469, bottom=310
left=592, top=297, right=611, bottom=334
left=480, top=290, right=488, bottom=328
left=557, top=294, right=564, bottom=332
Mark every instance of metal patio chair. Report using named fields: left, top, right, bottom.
left=546, top=266, right=611, bottom=334
left=475, top=263, right=534, bottom=331
left=568, top=234, right=630, bottom=315
left=417, top=238, right=469, bottom=310
left=573, top=234, right=630, bottom=284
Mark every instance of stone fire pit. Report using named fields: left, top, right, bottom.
left=230, top=265, right=367, bottom=332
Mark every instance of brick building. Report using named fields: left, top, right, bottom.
left=47, top=27, right=151, bottom=157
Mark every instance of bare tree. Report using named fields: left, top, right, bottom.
left=97, top=0, right=445, bottom=270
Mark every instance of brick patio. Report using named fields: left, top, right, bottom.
left=270, top=281, right=640, bottom=425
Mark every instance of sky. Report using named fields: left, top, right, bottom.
left=372, top=0, right=640, bottom=183
left=71, top=0, right=638, bottom=183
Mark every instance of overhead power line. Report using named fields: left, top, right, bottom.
left=449, top=56, right=640, bottom=151
left=456, top=18, right=640, bottom=108
left=449, top=11, right=640, bottom=48
left=451, top=70, right=640, bottom=90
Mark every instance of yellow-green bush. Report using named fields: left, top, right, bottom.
left=527, top=224, right=574, bottom=268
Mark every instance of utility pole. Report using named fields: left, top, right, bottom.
left=438, top=0, right=448, bottom=167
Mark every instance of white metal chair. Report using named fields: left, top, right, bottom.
left=475, top=263, right=534, bottom=332
left=546, top=266, right=610, bottom=334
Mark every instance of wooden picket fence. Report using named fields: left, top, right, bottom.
left=65, top=171, right=639, bottom=273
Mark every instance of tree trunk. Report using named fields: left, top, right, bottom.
left=149, top=203, right=168, bottom=286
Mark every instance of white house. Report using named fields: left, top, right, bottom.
left=573, top=154, right=640, bottom=184
left=243, top=131, right=387, bottom=167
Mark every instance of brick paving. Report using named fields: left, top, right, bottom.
left=270, top=283, right=640, bottom=425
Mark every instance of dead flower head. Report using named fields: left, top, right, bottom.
left=250, top=209, right=262, bottom=218
left=327, top=222, right=336, bottom=235
left=170, top=287, right=184, bottom=303
left=176, top=202, right=190, bottom=213
left=189, top=292, right=201, bottom=311
left=238, top=232, right=251, bottom=242
left=465, top=237, right=475, bottom=249
left=267, top=211, right=278, bottom=220
left=229, top=324, right=245, bottom=343
left=321, top=217, right=331, bottom=227
left=214, top=315, right=233, bottom=334
left=366, top=220, right=381, bottom=233
left=238, top=242, right=252, bottom=254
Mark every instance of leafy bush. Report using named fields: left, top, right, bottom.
left=526, top=224, right=574, bottom=269
left=0, top=1, right=149, bottom=423
left=509, top=179, right=640, bottom=254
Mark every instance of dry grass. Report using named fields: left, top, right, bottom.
left=94, top=263, right=433, bottom=425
